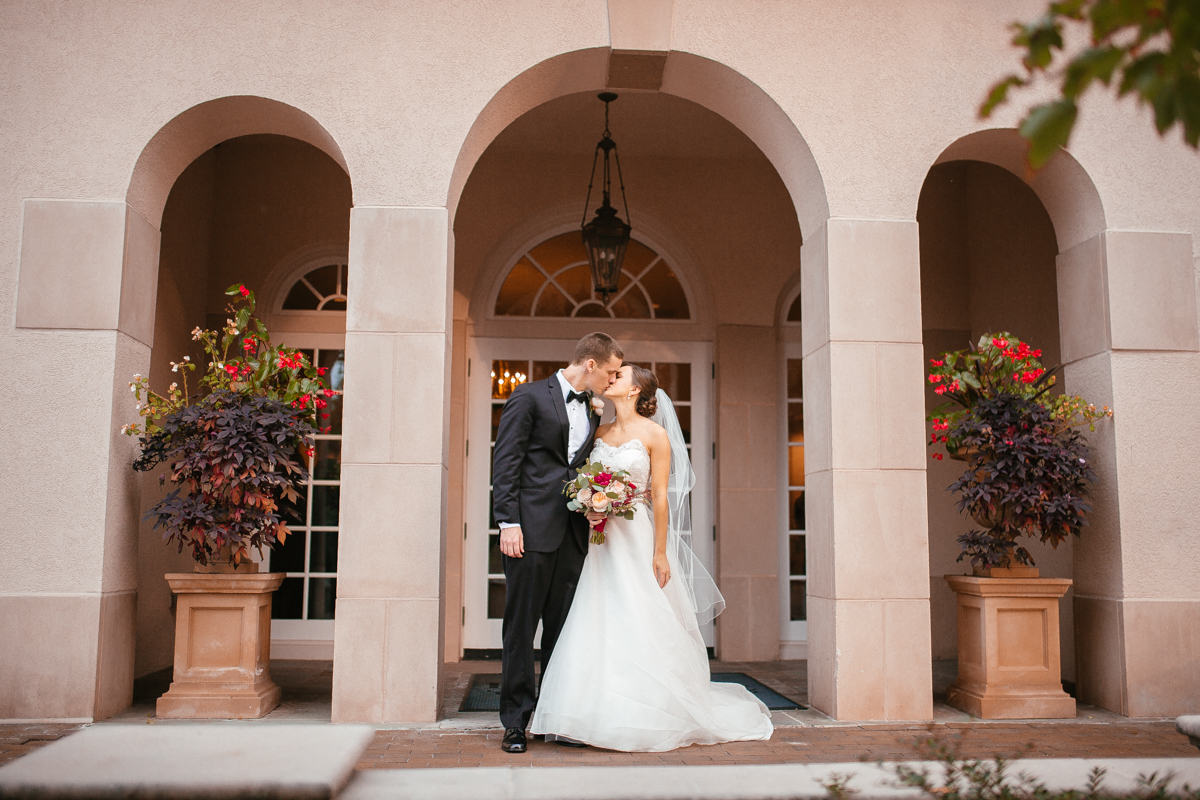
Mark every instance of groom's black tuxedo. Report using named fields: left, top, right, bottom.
left=492, top=375, right=600, bottom=731
left=492, top=377, right=598, bottom=551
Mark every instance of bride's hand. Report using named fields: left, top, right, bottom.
left=653, top=552, right=671, bottom=588
left=585, top=510, right=605, bottom=526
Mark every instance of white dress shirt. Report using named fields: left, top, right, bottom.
left=557, top=370, right=591, bottom=464
left=498, top=371, right=590, bottom=531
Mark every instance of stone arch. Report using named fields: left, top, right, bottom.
left=931, top=128, right=1105, bottom=253
left=128, top=96, right=351, bottom=229
left=126, top=99, right=354, bottom=684
left=446, top=49, right=829, bottom=237
left=444, top=48, right=830, bottom=684
left=918, top=128, right=1111, bottom=705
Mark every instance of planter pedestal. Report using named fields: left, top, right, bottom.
left=944, top=574, right=1075, bottom=719
left=157, top=572, right=285, bottom=719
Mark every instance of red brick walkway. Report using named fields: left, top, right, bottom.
left=356, top=722, right=1195, bottom=770
left=0, top=724, right=88, bottom=769
left=2, top=720, right=1193, bottom=772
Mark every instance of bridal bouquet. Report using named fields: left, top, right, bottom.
left=564, top=462, right=639, bottom=545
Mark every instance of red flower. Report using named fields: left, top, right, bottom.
left=323, top=389, right=335, bottom=397
left=992, top=337, right=1008, bottom=349
left=928, top=374, right=942, bottom=383
left=932, top=452, right=943, bottom=461
left=299, top=394, right=311, bottom=407
left=243, top=338, right=256, bottom=352
left=595, top=472, right=612, bottom=486
left=316, top=398, right=327, bottom=409
left=224, top=363, right=238, bottom=376
left=317, top=367, right=328, bottom=376
left=934, top=386, right=946, bottom=395
left=239, top=285, right=250, bottom=298
left=929, top=359, right=944, bottom=366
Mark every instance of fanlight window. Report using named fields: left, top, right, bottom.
left=282, top=263, right=348, bottom=311
left=494, top=233, right=689, bottom=319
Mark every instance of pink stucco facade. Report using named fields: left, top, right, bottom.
left=1, top=0, right=1198, bottom=723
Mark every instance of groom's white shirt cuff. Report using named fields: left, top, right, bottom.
left=498, top=371, right=588, bottom=531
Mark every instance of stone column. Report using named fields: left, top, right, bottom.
left=715, top=325, right=780, bottom=660
left=1, top=199, right=159, bottom=720
left=801, top=218, right=933, bottom=721
left=332, top=207, right=452, bottom=723
left=1058, top=230, right=1200, bottom=716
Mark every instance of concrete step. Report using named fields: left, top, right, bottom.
left=0, top=722, right=375, bottom=799
left=342, top=758, right=1200, bottom=800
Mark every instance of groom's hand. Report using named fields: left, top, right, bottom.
left=499, top=526, right=524, bottom=558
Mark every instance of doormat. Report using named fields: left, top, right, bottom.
left=461, top=673, right=804, bottom=712
left=710, top=673, right=805, bottom=710
left=461, top=674, right=502, bottom=712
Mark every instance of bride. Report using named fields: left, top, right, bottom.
left=529, top=363, right=773, bottom=752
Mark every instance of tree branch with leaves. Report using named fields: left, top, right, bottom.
left=982, top=0, right=1200, bottom=167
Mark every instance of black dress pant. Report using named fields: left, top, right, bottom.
left=499, top=529, right=587, bottom=730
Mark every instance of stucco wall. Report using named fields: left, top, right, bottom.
left=3, top=0, right=1199, bottom=720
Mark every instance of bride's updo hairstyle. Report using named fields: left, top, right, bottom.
left=625, top=363, right=659, bottom=418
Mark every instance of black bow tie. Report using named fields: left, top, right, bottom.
left=566, top=390, right=589, bottom=405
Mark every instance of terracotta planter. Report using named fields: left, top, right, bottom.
left=156, top=568, right=286, bottom=719
left=944, top=572, right=1075, bottom=719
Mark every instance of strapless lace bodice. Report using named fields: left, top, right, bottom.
left=590, top=438, right=651, bottom=494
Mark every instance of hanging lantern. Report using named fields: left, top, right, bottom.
left=581, top=92, right=632, bottom=302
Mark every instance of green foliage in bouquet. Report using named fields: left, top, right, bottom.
left=564, top=462, right=638, bottom=545
left=124, top=284, right=339, bottom=567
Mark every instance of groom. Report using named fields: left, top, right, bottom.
left=491, top=332, right=624, bottom=753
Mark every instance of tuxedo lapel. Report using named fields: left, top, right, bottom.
left=546, top=376, right=571, bottom=460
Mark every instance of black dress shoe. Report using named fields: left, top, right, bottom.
left=501, top=727, right=527, bottom=753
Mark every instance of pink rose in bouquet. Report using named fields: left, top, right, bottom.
left=564, top=462, right=639, bottom=544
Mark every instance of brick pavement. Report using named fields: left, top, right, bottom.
left=2, top=720, right=1193, bottom=773
left=356, top=722, right=1196, bottom=770
left=0, top=723, right=87, bottom=769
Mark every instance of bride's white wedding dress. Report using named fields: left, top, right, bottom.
left=529, top=437, right=773, bottom=752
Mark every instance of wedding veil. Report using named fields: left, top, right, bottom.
left=651, top=388, right=726, bottom=629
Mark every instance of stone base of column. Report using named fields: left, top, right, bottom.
left=946, top=574, right=1075, bottom=719
left=157, top=572, right=285, bottom=720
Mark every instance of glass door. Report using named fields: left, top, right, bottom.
left=463, top=338, right=715, bottom=652
left=779, top=343, right=808, bottom=652
left=263, top=338, right=345, bottom=659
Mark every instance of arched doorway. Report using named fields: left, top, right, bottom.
left=917, top=129, right=1109, bottom=709
left=461, top=227, right=715, bottom=652
left=444, top=63, right=819, bottom=682
left=129, top=103, right=352, bottom=684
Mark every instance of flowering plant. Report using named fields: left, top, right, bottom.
left=564, top=462, right=639, bottom=545
left=926, top=332, right=1110, bottom=461
left=124, top=284, right=338, bottom=567
left=927, top=333, right=1113, bottom=569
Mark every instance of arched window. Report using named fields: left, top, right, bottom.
left=281, top=262, right=348, bottom=311
left=494, top=232, right=689, bottom=320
